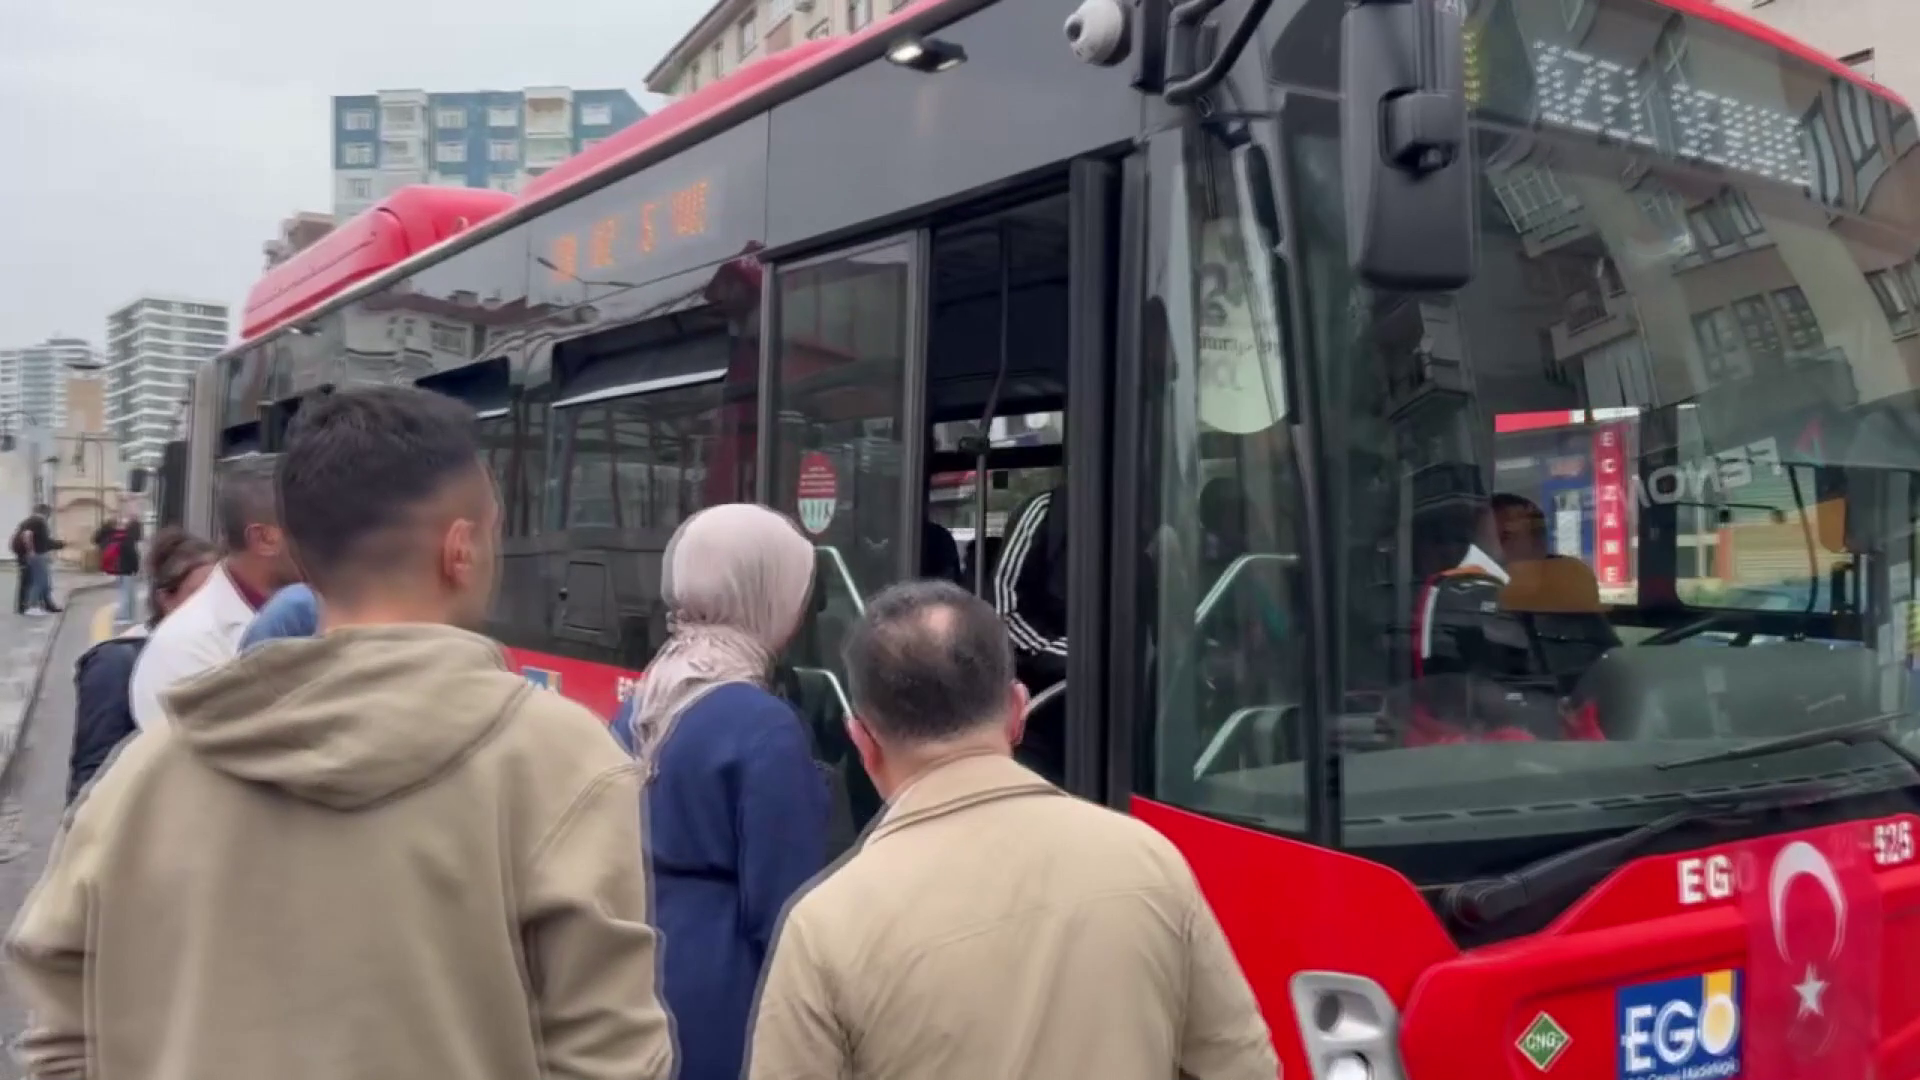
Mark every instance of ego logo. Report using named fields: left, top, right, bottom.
left=1617, top=969, right=1741, bottom=1080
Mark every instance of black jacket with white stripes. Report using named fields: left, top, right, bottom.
left=993, top=485, right=1069, bottom=684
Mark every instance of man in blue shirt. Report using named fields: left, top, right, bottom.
left=239, top=583, right=320, bottom=652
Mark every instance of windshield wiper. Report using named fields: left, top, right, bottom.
left=1655, top=712, right=1920, bottom=775
left=1437, top=779, right=1860, bottom=930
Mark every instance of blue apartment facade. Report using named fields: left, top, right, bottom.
left=331, top=87, right=644, bottom=219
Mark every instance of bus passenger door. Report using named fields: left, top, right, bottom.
left=763, top=234, right=925, bottom=849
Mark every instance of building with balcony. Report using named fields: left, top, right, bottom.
left=264, top=211, right=337, bottom=270
left=644, top=0, right=921, bottom=98
left=332, top=87, right=645, bottom=219
left=0, top=336, right=102, bottom=433
left=1713, top=0, right=1920, bottom=103
left=104, top=296, right=231, bottom=471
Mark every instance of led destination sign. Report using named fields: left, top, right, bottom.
left=527, top=116, right=768, bottom=300
left=1530, top=43, right=1812, bottom=187
left=544, top=179, right=717, bottom=284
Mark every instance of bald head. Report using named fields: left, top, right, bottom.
left=843, top=579, right=1016, bottom=744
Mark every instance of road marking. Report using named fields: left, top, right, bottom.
left=90, top=605, right=113, bottom=644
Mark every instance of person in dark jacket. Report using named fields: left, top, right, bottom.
left=94, top=510, right=145, bottom=627
left=14, top=506, right=64, bottom=616
left=67, top=528, right=217, bottom=804
left=992, top=484, right=1068, bottom=778
left=625, top=503, right=831, bottom=1080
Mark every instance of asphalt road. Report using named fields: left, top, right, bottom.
left=0, top=588, right=111, bottom=1075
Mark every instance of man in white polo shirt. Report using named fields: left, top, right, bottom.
left=129, top=454, right=302, bottom=729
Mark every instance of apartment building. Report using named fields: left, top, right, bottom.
left=332, top=87, right=645, bottom=219
left=264, top=211, right=337, bottom=270
left=645, top=0, right=920, bottom=97
left=1717, top=0, right=1920, bottom=101
left=104, top=296, right=231, bottom=470
left=0, top=336, right=102, bottom=433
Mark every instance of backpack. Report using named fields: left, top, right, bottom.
left=8, top=528, right=23, bottom=560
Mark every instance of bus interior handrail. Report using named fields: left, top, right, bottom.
left=816, top=545, right=866, bottom=616
left=1030, top=680, right=1066, bottom=713
left=1195, top=552, right=1300, bottom=626
left=792, top=665, right=855, bottom=722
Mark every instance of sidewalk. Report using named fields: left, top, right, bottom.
left=0, top=571, right=113, bottom=782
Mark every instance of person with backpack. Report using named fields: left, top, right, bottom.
left=94, top=508, right=145, bottom=628
left=13, top=504, right=64, bottom=616
left=67, top=528, right=217, bottom=804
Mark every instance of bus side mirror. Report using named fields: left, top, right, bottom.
left=1340, top=0, right=1476, bottom=290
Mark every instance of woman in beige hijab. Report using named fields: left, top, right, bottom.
left=623, top=502, right=830, bottom=1080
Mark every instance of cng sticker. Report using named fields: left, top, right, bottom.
left=1517, top=1011, right=1572, bottom=1071
left=797, top=452, right=837, bottom=535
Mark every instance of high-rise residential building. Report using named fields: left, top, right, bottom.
left=645, top=0, right=920, bottom=98
left=264, top=211, right=337, bottom=269
left=104, top=296, right=231, bottom=470
left=1713, top=0, right=1920, bottom=101
left=332, top=87, right=646, bottom=219
left=0, top=336, right=103, bottom=433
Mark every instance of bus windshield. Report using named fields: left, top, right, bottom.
left=1137, top=0, right=1920, bottom=875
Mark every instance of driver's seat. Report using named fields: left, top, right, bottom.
left=1499, top=556, right=1619, bottom=695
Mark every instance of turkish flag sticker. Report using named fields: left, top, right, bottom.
left=1739, top=825, right=1882, bottom=1080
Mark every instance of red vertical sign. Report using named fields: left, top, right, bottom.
left=1739, top=824, right=1881, bottom=1080
left=1591, top=423, right=1629, bottom=590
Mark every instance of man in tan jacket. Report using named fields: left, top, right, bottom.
left=746, top=580, right=1279, bottom=1080
left=7, top=386, right=673, bottom=1080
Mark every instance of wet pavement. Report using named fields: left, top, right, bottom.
left=0, top=588, right=111, bottom=1075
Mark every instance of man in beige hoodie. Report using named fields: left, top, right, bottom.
left=7, top=385, right=673, bottom=1080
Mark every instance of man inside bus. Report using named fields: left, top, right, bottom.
left=128, top=453, right=302, bottom=729
left=8, top=386, right=674, bottom=1080
left=1408, top=492, right=1604, bottom=745
left=992, top=481, right=1068, bottom=778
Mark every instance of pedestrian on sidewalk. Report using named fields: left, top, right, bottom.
left=624, top=503, right=831, bottom=1080
left=7, top=385, right=674, bottom=1080
left=746, top=580, right=1279, bottom=1080
left=93, top=505, right=145, bottom=628
left=66, top=528, right=218, bottom=804
left=126, top=454, right=300, bottom=729
left=12, top=504, right=64, bottom=616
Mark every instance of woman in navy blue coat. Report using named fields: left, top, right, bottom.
left=624, top=503, right=831, bottom=1080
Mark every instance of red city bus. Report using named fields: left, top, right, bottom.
left=179, top=0, right=1920, bottom=1074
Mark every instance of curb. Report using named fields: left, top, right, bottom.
left=0, top=581, right=116, bottom=786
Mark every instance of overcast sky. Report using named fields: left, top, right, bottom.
left=0, top=0, right=710, bottom=348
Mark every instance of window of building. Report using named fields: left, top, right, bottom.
left=582, top=137, right=605, bottom=150
left=343, top=109, right=374, bottom=131
left=488, top=140, right=520, bottom=162
left=488, top=105, right=520, bottom=128
left=1868, top=267, right=1919, bottom=335
left=380, top=139, right=419, bottom=167
left=1491, top=163, right=1570, bottom=233
left=737, top=12, right=758, bottom=58
left=487, top=174, right=520, bottom=193
left=848, top=0, right=871, bottom=27
left=768, top=0, right=795, bottom=23
left=342, top=142, right=374, bottom=166
left=436, top=141, right=467, bottom=164
left=581, top=102, right=613, bottom=126
left=345, top=178, right=374, bottom=200
left=1731, top=294, right=1784, bottom=361
left=381, top=104, right=421, bottom=130
left=1770, top=287, right=1823, bottom=352
left=435, top=108, right=467, bottom=129
left=806, top=19, right=832, bottom=39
